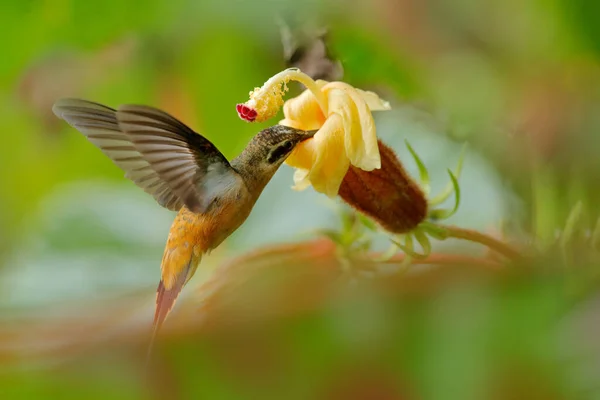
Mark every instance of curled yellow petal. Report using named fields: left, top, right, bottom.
left=292, top=168, right=312, bottom=191
left=323, top=87, right=363, bottom=166
left=286, top=134, right=317, bottom=171
left=305, top=113, right=350, bottom=197
left=357, top=88, right=392, bottom=111
left=282, top=88, right=326, bottom=130
left=286, top=114, right=349, bottom=195
left=279, top=118, right=306, bottom=130
left=325, top=82, right=381, bottom=171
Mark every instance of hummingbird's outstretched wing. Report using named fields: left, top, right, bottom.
left=53, top=98, right=242, bottom=214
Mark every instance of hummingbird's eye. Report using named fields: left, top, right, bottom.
left=267, top=141, right=295, bottom=164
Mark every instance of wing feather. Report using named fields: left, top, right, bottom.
left=53, top=98, right=242, bottom=213
left=116, top=104, right=241, bottom=213
left=53, top=99, right=183, bottom=210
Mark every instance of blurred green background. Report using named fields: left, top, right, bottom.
left=1, top=0, right=600, bottom=399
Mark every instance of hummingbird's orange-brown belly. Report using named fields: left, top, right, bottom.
left=159, top=195, right=254, bottom=289
left=170, top=202, right=253, bottom=253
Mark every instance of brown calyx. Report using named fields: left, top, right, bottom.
left=338, top=140, right=428, bottom=233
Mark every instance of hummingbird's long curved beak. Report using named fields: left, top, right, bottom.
left=274, top=125, right=318, bottom=140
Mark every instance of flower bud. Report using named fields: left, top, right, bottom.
left=338, top=140, right=428, bottom=233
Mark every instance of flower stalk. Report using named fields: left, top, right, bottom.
left=436, top=224, right=523, bottom=260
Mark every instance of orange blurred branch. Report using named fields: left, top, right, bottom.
left=377, top=252, right=504, bottom=270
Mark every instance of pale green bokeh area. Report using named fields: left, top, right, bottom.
left=1, top=0, right=600, bottom=398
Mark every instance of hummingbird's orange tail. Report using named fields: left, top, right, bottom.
left=146, top=259, right=196, bottom=368
left=153, top=277, right=186, bottom=332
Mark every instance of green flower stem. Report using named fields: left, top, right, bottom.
left=436, top=224, right=523, bottom=261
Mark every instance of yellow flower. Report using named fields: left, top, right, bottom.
left=237, top=68, right=391, bottom=197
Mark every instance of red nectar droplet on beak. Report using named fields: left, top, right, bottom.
left=236, top=104, right=257, bottom=122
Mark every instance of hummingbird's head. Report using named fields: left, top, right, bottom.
left=253, top=124, right=316, bottom=167
left=232, top=125, right=316, bottom=190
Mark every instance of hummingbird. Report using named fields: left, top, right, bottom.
left=52, top=98, right=315, bottom=347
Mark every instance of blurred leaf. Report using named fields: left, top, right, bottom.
left=429, top=170, right=461, bottom=220
left=405, top=139, right=430, bottom=195
left=532, top=163, right=560, bottom=251
left=562, top=0, right=600, bottom=56
left=429, top=144, right=466, bottom=207
left=592, top=217, right=600, bottom=252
